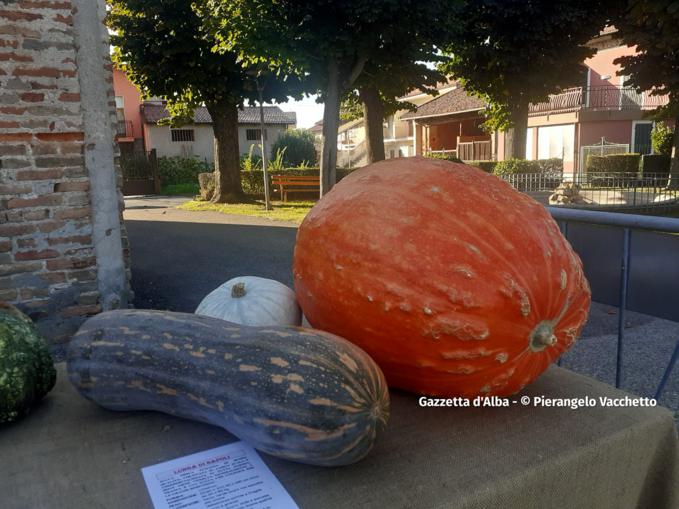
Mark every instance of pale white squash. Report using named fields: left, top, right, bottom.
left=196, top=276, right=302, bottom=327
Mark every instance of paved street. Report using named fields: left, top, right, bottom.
left=124, top=197, right=678, bottom=420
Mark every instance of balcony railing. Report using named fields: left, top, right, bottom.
left=528, top=86, right=669, bottom=116
left=116, top=120, right=134, bottom=138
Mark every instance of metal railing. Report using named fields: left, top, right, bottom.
left=529, top=86, right=669, bottom=115
left=116, top=119, right=134, bottom=138
left=548, top=207, right=679, bottom=400
left=500, top=172, right=679, bottom=212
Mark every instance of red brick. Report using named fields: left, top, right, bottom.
left=46, top=256, right=95, bottom=270
left=16, top=238, right=36, bottom=248
left=54, top=206, right=89, bottom=219
left=60, top=69, right=76, bottom=78
left=0, top=120, right=20, bottom=128
left=0, top=10, right=42, bottom=21
left=18, top=0, right=72, bottom=9
left=13, top=67, right=60, bottom=78
left=36, top=220, right=65, bottom=233
left=53, top=13, right=71, bottom=24
left=30, top=81, right=57, bottom=90
left=0, top=51, right=32, bottom=62
left=39, top=271, right=67, bottom=284
left=0, top=144, right=26, bottom=155
left=0, top=39, right=18, bottom=48
left=0, top=223, right=37, bottom=237
left=15, top=169, right=64, bottom=181
left=0, top=261, right=42, bottom=276
left=0, top=25, right=40, bottom=38
left=35, top=131, right=83, bottom=141
left=0, top=183, right=31, bottom=195
left=0, top=132, right=31, bottom=142
left=7, top=194, right=61, bottom=209
left=5, top=208, right=50, bottom=222
left=60, top=304, right=101, bottom=318
left=20, top=288, right=49, bottom=299
left=54, top=181, right=88, bottom=192
left=58, top=92, right=79, bottom=102
left=67, top=268, right=96, bottom=282
left=47, top=234, right=92, bottom=246
left=0, top=240, right=11, bottom=252
left=20, top=92, right=44, bottom=102
left=0, top=106, right=27, bottom=115
left=15, top=249, right=60, bottom=261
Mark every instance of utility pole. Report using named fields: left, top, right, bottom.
left=257, top=79, right=272, bottom=210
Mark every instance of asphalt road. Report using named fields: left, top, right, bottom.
left=125, top=199, right=678, bottom=420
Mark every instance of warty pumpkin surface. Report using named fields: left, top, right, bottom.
left=293, top=157, right=591, bottom=397
left=67, top=309, right=389, bottom=466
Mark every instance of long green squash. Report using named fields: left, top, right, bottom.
left=67, top=310, right=389, bottom=466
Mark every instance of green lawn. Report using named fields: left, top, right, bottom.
left=178, top=200, right=314, bottom=224
left=161, top=183, right=200, bottom=196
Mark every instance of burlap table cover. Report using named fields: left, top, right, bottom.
left=1, top=363, right=677, bottom=509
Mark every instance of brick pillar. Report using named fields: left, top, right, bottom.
left=0, top=0, right=131, bottom=350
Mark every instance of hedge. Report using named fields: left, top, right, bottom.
left=466, top=160, right=498, bottom=173
left=425, top=153, right=463, bottom=163
left=641, top=154, right=671, bottom=176
left=585, top=154, right=641, bottom=175
left=493, top=158, right=563, bottom=176
left=158, top=156, right=212, bottom=186
left=199, top=167, right=360, bottom=199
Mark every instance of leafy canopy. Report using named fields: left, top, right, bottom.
left=107, top=0, right=300, bottom=119
left=613, top=0, right=679, bottom=119
left=438, top=0, right=614, bottom=130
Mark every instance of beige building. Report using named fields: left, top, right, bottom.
left=140, top=102, right=297, bottom=163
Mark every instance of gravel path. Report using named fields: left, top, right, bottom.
left=124, top=197, right=679, bottom=421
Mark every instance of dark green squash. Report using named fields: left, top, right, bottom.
left=67, top=309, right=390, bottom=466
left=1, top=303, right=57, bottom=424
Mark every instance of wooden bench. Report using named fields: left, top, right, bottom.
left=271, top=174, right=320, bottom=202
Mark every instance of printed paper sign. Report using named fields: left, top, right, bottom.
left=141, top=441, right=299, bottom=509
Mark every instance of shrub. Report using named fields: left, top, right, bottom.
left=241, top=167, right=359, bottom=197
left=158, top=156, right=211, bottom=185
left=270, top=129, right=317, bottom=167
left=586, top=153, right=641, bottom=175
left=426, top=152, right=463, bottom=163
left=240, top=144, right=262, bottom=171
left=651, top=123, right=674, bottom=156
left=536, top=158, right=563, bottom=173
left=641, top=154, right=671, bottom=176
left=465, top=160, right=497, bottom=173
left=493, top=158, right=542, bottom=175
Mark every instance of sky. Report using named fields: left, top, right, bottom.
left=274, top=95, right=324, bottom=129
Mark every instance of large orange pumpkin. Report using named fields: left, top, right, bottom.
left=293, top=157, right=590, bottom=397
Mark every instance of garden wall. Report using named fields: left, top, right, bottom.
left=0, top=0, right=131, bottom=346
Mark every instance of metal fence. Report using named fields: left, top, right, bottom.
left=500, top=172, right=679, bottom=213
left=548, top=208, right=679, bottom=400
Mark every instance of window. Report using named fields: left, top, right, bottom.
left=537, top=124, right=575, bottom=162
left=246, top=128, right=267, bottom=141
left=115, top=96, right=127, bottom=136
left=171, top=129, right=195, bottom=142
left=632, top=122, right=653, bottom=155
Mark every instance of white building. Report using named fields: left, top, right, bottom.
left=140, top=101, right=297, bottom=163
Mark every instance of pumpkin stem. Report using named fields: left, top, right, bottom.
left=231, top=282, right=247, bottom=298
left=529, top=322, right=556, bottom=352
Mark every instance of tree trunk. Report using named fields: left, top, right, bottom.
left=208, top=101, right=244, bottom=203
left=504, top=101, right=529, bottom=160
left=668, top=116, right=679, bottom=190
left=320, top=59, right=341, bottom=196
left=359, top=85, right=385, bottom=163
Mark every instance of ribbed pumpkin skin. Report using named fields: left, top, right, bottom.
left=293, top=157, right=591, bottom=397
left=67, top=310, right=389, bottom=466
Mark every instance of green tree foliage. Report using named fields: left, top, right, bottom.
left=438, top=0, right=616, bottom=159
left=214, top=0, right=452, bottom=195
left=651, top=123, right=675, bottom=156
left=614, top=1, right=679, bottom=177
left=108, top=0, right=299, bottom=203
left=270, top=130, right=318, bottom=167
